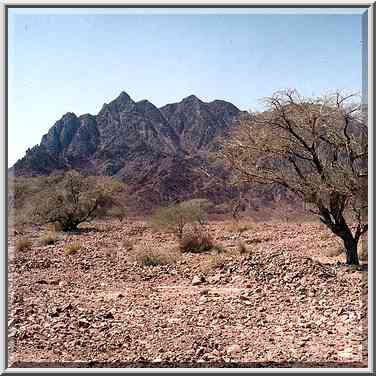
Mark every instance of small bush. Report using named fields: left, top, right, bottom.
left=15, top=238, right=32, bottom=251
left=151, top=199, right=211, bottom=239
left=40, top=231, right=58, bottom=246
left=133, top=242, right=178, bottom=267
left=137, top=253, right=167, bottom=267
left=64, top=241, right=81, bottom=255
left=179, top=230, right=214, bottom=253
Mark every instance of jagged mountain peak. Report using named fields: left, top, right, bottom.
left=99, top=91, right=135, bottom=114
left=181, top=94, right=203, bottom=104
left=60, top=112, right=78, bottom=120
left=114, top=90, right=133, bottom=103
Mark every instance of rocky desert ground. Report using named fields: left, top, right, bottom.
left=8, top=218, right=368, bottom=368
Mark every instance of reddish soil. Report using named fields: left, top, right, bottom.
left=8, top=219, right=368, bottom=368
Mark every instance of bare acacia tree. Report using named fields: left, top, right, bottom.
left=219, top=90, right=367, bottom=265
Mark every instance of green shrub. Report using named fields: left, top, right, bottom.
left=151, top=199, right=211, bottom=239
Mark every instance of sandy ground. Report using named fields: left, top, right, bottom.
left=7, top=219, right=368, bottom=368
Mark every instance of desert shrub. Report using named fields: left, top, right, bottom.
left=15, top=238, right=32, bottom=251
left=151, top=199, right=211, bottom=239
left=40, top=231, right=58, bottom=246
left=133, top=243, right=178, bottom=267
left=179, top=229, right=214, bottom=253
left=64, top=241, right=81, bottom=255
left=137, top=253, right=167, bottom=267
left=30, top=171, right=126, bottom=232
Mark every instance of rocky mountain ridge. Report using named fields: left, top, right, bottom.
left=11, top=91, right=251, bottom=210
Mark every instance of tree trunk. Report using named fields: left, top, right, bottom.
left=342, top=232, right=359, bottom=265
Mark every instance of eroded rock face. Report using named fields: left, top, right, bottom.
left=11, top=91, right=243, bottom=209
left=160, top=95, right=241, bottom=152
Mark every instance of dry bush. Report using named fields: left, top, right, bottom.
left=15, top=238, right=32, bottom=252
left=179, top=229, right=214, bottom=253
left=133, top=242, right=179, bottom=267
left=40, top=231, right=58, bottom=246
left=64, top=241, right=81, bottom=255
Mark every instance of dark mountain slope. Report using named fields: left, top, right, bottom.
left=11, top=92, right=243, bottom=210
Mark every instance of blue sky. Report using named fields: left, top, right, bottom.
left=8, top=8, right=366, bottom=166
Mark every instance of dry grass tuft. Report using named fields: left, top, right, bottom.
left=133, top=242, right=179, bottom=267
left=15, top=238, right=32, bottom=252
left=64, top=241, right=81, bottom=255
left=199, top=253, right=228, bottom=273
left=40, top=231, right=58, bottom=246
